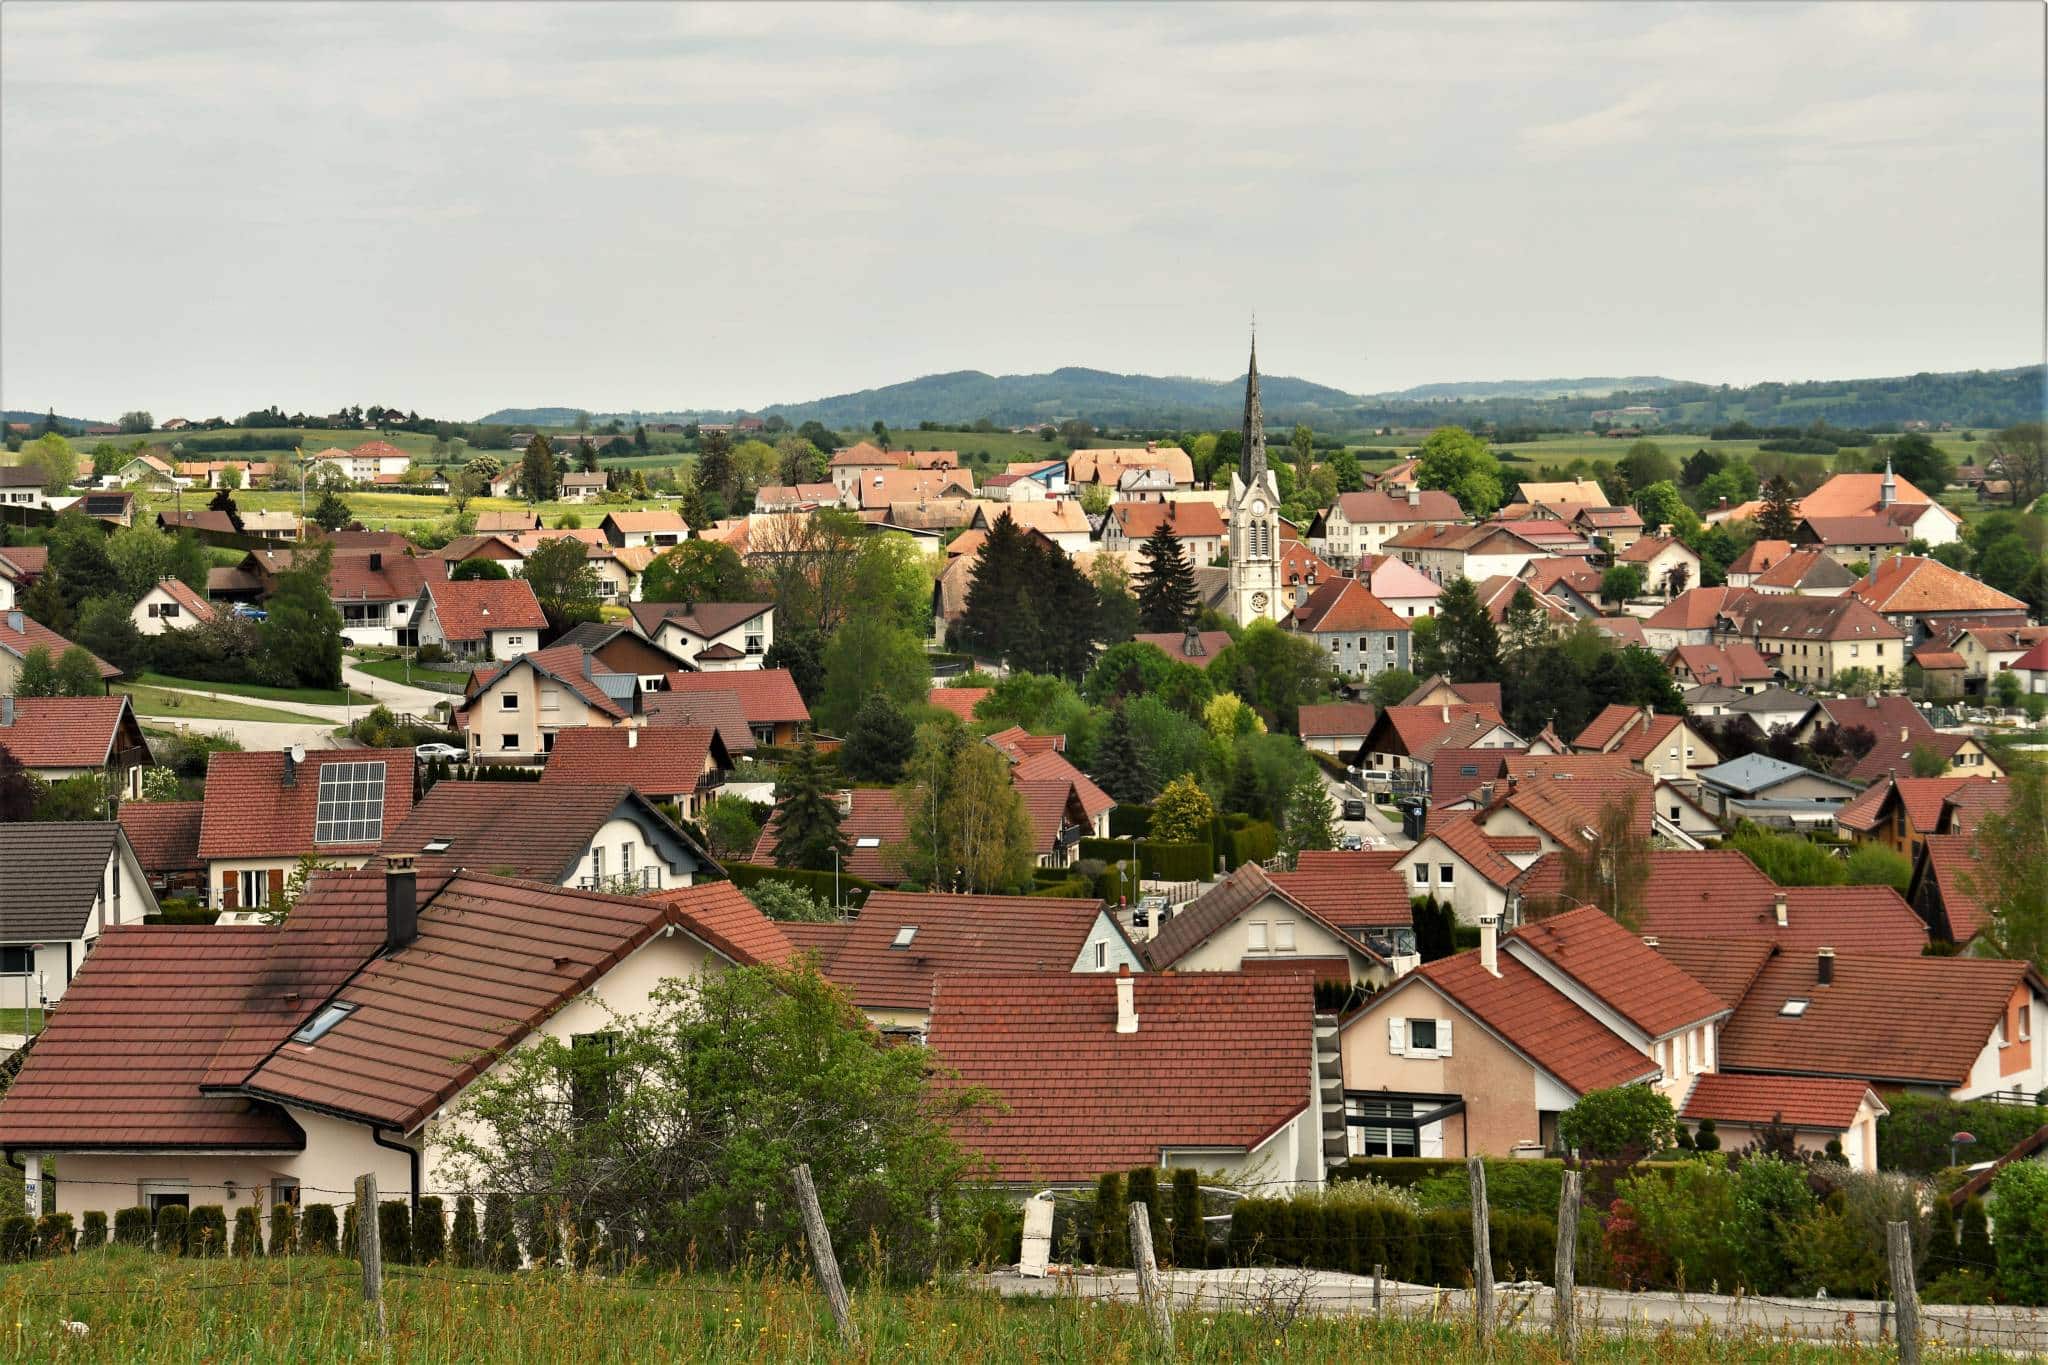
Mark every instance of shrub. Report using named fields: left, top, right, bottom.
left=1991, top=1162, right=2048, bottom=1305
left=452, top=1195, right=481, bottom=1269
left=0, top=1215, right=33, bottom=1261
left=1958, top=1194, right=1994, bottom=1276
left=155, top=1203, right=189, bottom=1256
left=1333, top=1157, right=1467, bottom=1188
left=1732, top=1157, right=1816, bottom=1292
left=1412, top=1160, right=1559, bottom=1218
left=188, top=1205, right=228, bottom=1257
left=1170, top=1168, right=1203, bottom=1269
left=1126, top=1167, right=1164, bottom=1250
left=483, top=1193, right=519, bottom=1270
left=378, top=1200, right=413, bottom=1266
left=1091, top=1172, right=1127, bottom=1267
left=79, top=1211, right=108, bottom=1251
left=300, top=1204, right=338, bottom=1257
left=231, top=1206, right=263, bottom=1258
left=342, top=1202, right=358, bottom=1258
left=113, top=1206, right=151, bottom=1248
left=32, top=1213, right=74, bottom=1257
left=1613, top=1162, right=1747, bottom=1292
left=415, top=1195, right=447, bottom=1264
left=1558, top=1087, right=1678, bottom=1161
left=1879, top=1094, right=2047, bottom=1174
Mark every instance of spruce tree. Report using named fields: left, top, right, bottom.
left=1434, top=577, right=1502, bottom=683
left=1091, top=703, right=1157, bottom=804
left=1756, top=475, right=1801, bottom=540
left=956, top=512, right=1030, bottom=660
left=1134, top=523, right=1199, bottom=633
left=519, top=434, right=559, bottom=503
left=840, top=694, right=914, bottom=783
left=770, top=741, right=851, bottom=871
left=1028, top=536, right=1102, bottom=680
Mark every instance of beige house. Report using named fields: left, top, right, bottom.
left=1309, top=490, right=1464, bottom=569
left=130, top=578, right=215, bottom=635
left=456, top=645, right=636, bottom=763
left=1720, top=595, right=1906, bottom=689
left=196, top=749, right=417, bottom=912
left=1392, top=817, right=1541, bottom=927
left=1139, top=862, right=1393, bottom=987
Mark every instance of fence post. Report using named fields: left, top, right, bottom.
left=355, top=1173, right=384, bottom=1340
left=1468, top=1155, right=1493, bottom=1343
left=1887, top=1220, right=1920, bottom=1365
left=1554, top=1167, right=1581, bottom=1358
left=1128, top=1201, right=1173, bottom=1351
left=793, top=1163, right=857, bottom=1346
left=1373, top=1263, right=1383, bottom=1316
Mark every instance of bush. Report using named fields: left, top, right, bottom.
left=155, top=1203, right=189, bottom=1256
left=719, top=862, right=879, bottom=905
left=1091, top=1172, right=1127, bottom=1267
left=0, top=1214, right=33, bottom=1261
left=483, top=1193, right=520, bottom=1271
left=1879, top=1094, right=2047, bottom=1174
left=1412, top=1160, right=1563, bottom=1218
left=415, top=1195, right=447, bottom=1265
left=300, top=1203, right=339, bottom=1257
left=79, top=1211, right=107, bottom=1251
left=343, top=1202, right=358, bottom=1258
left=1991, top=1162, right=2048, bottom=1305
left=379, top=1200, right=414, bottom=1266
left=188, top=1205, right=228, bottom=1257
left=268, top=1203, right=297, bottom=1257
left=452, top=1195, right=481, bottom=1269
left=113, top=1206, right=151, bottom=1248
left=1108, top=803, right=1152, bottom=838
left=1958, top=1194, right=1994, bottom=1276
left=33, top=1213, right=74, bottom=1257
left=231, top=1206, right=263, bottom=1258
left=1221, top=820, right=1279, bottom=871
left=1127, top=1167, right=1164, bottom=1250
left=1170, top=1168, right=1204, bottom=1269
left=1333, top=1157, right=1467, bottom=1189
left=1558, top=1087, right=1678, bottom=1161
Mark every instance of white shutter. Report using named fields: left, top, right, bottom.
left=1388, top=1017, right=1407, bottom=1056
left=1438, top=1018, right=1454, bottom=1057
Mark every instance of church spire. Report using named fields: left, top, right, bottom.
left=1240, top=328, right=1266, bottom=482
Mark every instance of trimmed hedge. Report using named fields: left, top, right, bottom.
left=1221, top=821, right=1279, bottom=871
left=379, top=1200, right=413, bottom=1266
left=1077, top=837, right=1213, bottom=882
left=80, top=1210, right=108, bottom=1251
left=189, top=1205, right=228, bottom=1257
left=415, top=1195, right=447, bottom=1264
left=269, top=1203, right=297, bottom=1256
left=154, top=1204, right=188, bottom=1255
left=33, top=1213, right=74, bottom=1257
left=113, top=1206, right=151, bottom=1248
left=1109, top=803, right=1153, bottom=838
left=301, top=1204, right=339, bottom=1256
left=143, top=905, right=222, bottom=925
left=1332, top=1158, right=1469, bottom=1188
left=1880, top=1094, right=2048, bottom=1175
left=1027, top=880, right=1096, bottom=898
left=231, top=1206, right=264, bottom=1258
left=720, top=862, right=879, bottom=903
left=1225, top=1197, right=1560, bottom=1285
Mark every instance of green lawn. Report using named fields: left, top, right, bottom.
left=129, top=672, right=366, bottom=707
left=0, top=1007, right=47, bottom=1036
left=115, top=683, right=329, bottom=725
left=348, top=654, right=472, bottom=693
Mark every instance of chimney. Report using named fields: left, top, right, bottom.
left=1407, top=487, right=1420, bottom=508
left=1718, top=496, right=1729, bottom=510
left=627, top=729, right=638, bottom=749
left=282, top=748, right=299, bottom=787
left=385, top=855, right=418, bottom=953
left=1816, top=946, right=1836, bottom=986
left=835, top=789, right=854, bottom=816
left=1440, top=702, right=1450, bottom=722
left=1478, top=915, right=1500, bottom=978
left=1115, top=965, right=1139, bottom=1034
left=1900, top=726, right=1909, bottom=743
left=1773, top=892, right=1788, bottom=928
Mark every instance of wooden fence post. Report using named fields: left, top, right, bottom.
left=793, top=1163, right=857, bottom=1346
left=1887, top=1220, right=1920, bottom=1365
left=1468, top=1155, right=1493, bottom=1343
left=1373, top=1263, right=1383, bottom=1315
left=354, top=1173, right=384, bottom=1340
left=1554, top=1167, right=1582, bottom=1357
left=1128, top=1201, right=1173, bottom=1351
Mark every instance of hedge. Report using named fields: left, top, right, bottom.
left=1332, top=1158, right=1468, bottom=1189
left=719, top=862, right=879, bottom=903
left=1109, top=803, right=1153, bottom=838
left=144, top=905, right=221, bottom=925
left=1221, top=821, right=1279, bottom=871
left=1075, top=837, right=1213, bottom=882
left=113, top=1206, right=151, bottom=1248
left=1225, top=1197, right=1568, bottom=1286
left=189, top=1205, right=228, bottom=1257
left=1880, top=1094, right=2048, bottom=1174
left=1027, top=880, right=1097, bottom=899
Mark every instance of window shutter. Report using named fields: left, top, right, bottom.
left=1438, top=1018, right=1454, bottom=1057
left=1388, top=1016, right=1406, bottom=1056
left=220, top=871, right=238, bottom=911
left=267, top=868, right=286, bottom=906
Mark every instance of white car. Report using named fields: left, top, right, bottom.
left=414, top=742, right=464, bottom=761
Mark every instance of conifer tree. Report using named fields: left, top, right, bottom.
left=770, top=741, right=850, bottom=872
left=1433, top=577, right=1502, bottom=683
left=1091, top=703, right=1157, bottom=804
left=1755, top=475, right=1801, bottom=540
left=1134, top=523, right=1199, bottom=633
left=520, top=435, right=559, bottom=504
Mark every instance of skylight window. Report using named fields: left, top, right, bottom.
left=1779, top=998, right=1810, bottom=1017
left=891, top=926, right=918, bottom=948
left=313, top=761, right=389, bottom=845
left=293, top=1002, right=356, bottom=1043
left=855, top=837, right=882, bottom=849
left=423, top=837, right=453, bottom=854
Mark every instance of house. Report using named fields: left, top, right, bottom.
left=377, top=780, right=713, bottom=892
left=456, top=646, right=636, bottom=762
left=1006, top=747, right=1115, bottom=839
left=1748, top=550, right=1859, bottom=598
left=1402, top=677, right=1503, bottom=711
left=753, top=483, right=838, bottom=512
left=968, top=501, right=1092, bottom=554
left=1298, top=702, right=1377, bottom=756
left=558, top=470, right=608, bottom=504
left=307, top=441, right=411, bottom=482
left=197, top=748, right=417, bottom=911
left=1112, top=466, right=1177, bottom=503
left=0, top=822, right=158, bottom=1006
left=1939, top=625, right=2048, bottom=696
left=1479, top=751, right=1720, bottom=850
left=1065, top=444, right=1195, bottom=490
left=1514, top=478, right=1611, bottom=516
left=549, top=621, right=693, bottom=689
left=1391, top=814, right=1544, bottom=925
left=1679, top=1075, right=1889, bottom=1172
left=117, top=800, right=205, bottom=896
left=0, top=546, right=49, bottom=609
left=1522, top=558, right=1608, bottom=618
left=1571, top=505, right=1645, bottom=555
left=70, top=490, right=135, bottom=526
left=1279, top=850, right=1423, bottom=963
left=853, top=469, right=976, bottom=513
left=1472, top=575, right=1577, bottom=631
left=1795, top=694, right=2001, bottom=784
left=1098, top=501, right=1226, bottom=563
left=0, top=866, right=783, bottom=1229
left=1385, top=522, right=1547, bottom=586
left=1357, top=703, right=1520, bottom=791
left=1792, top=515, right=1910, bottom=568
left=1711, top=467, right=1961, bottom=547
left=1720, top=594, right=1905, bottom=689
left=599, top=510, right=688, bottom=550
left=1141, top=861, right=1393, bottom=986
left=540, top=726, right=732, bottom=819
left=1833, top=772, right=2002, bottom=858
left=319, top=550, right=430, bottom=648
left=112, top=452, right=180, bottom=489
left=1571, top=704, right=1722, bottom=784
left=1339, top=921, right=1664, bottom=1158
left=0, top=464, right=52, bottom=510
left=658, top=668, right=809, bottom=746
left=751, top=787, right=907, bottom=886
left=1346, top=553, right=1441, bottom=619
left=1614, top=536, right=1702, bottom=600
left=1719, top=685, right=1818, bottom=736
left=0, top=694, right=151, bottom=797
left=1131, top=628, right=1234, bottom=668
left=1849, top=555, right=2031, bottom=646
left=0, top=608, right=119, bottom=694
left=412, top=578, right=547, bottom=661
left=1309, top=489, right=1464, bottom=569
left=1640, top=586, right=1748, bottom=652
left=2014, top=638, right=2048, bottom=695
left=626, top=601, right=774, bottom=670
left=1286, top=577, right=1410, bottom=681
left=798, top=891, right=1141, bottom=1036
left=930, top=969, right=1330, bottom=1189
left=130, top=578, right=216, bottom=635
left=1724, top=539, right=1794, bottom=588
left=1693, top=753, right=1862, bottom=828
left=1666, top=643, right=1776, bottom=693
left=1012, top=772, right=1096, bottom=869
left=826, top=441, right=898, bottom=499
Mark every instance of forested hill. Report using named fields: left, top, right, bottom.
left=478, top=363, right=2044, bottom=433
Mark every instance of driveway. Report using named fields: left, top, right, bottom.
left=1322, top=773, right=1412, bottom=851
left=342, top=660, right=460, bottom=718
left=143, top=715, right=349, bottom=754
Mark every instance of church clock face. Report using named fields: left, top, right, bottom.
left=1251, top=592, right=1268, bottom=611
left=1251, top=499, right=1267, bottom=516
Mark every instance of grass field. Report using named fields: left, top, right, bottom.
left=131, top=486, right=665, bottom=536
left=114, top=683, right=329, bottom=725
left=0, top=1251, right=1970, bottom=1364
left=130, top=672, right=365, bottom=707
left=348, top=655, right=472, bottom=692
left=0, top=1007, right=47, bottom=1036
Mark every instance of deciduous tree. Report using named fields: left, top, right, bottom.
left=518, top=536, right=603, bottom=636
left=640, top=541, right=756, bottom=605
left=1414, top=425, right=1503, bottom=516
left=1755, top=475, right=1801, bottom=540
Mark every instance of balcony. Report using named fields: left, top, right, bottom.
left=577, top=866, right=659, bottom=892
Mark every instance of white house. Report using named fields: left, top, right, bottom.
left=626, top=601, right=774, bottom=671
left=413, top=578, right=549, bottom=661
left=0, top=822, right=158, bottom=1007
left=130, top=578, right=216, bottom=635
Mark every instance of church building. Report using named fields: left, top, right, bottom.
left=1228, top=335, right=1286, bottom=627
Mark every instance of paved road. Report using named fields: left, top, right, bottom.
left=341, top=661, right=459, bottom=717
left=1321, top=772, right=1413, bottom=851
left=143, top=714, right=349, bottom=754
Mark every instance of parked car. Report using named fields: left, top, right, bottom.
left=231, top=604, right=267, bottom=622
left=1341, top=798, right=1367, bottom=821
left=414, top=742, right=464, bottom=761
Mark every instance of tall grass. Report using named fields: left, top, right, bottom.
left=0, top=1248, right=2000, bottom=1362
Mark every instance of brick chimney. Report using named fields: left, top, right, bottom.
left=385, top=854, right=418, bottom=953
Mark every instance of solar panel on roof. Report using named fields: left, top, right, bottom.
left=313, top=760, right=388, bottom=845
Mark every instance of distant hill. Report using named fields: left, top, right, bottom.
left=1376, top=377, right=1680, bottom=401
left=1, top=410, right=109, bottom=435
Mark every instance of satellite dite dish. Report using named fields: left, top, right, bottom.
left=289, top=744, right=306, bottom=764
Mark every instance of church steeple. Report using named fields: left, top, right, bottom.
left=1240, top=329, right=1266, bottom=482
left=1880, top=451, right=1897, bottom=508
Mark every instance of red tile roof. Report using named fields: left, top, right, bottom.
left=1938, top=780, right=2012, bottom=834
left=1011, top=749, right=1114, bottom=822
left=1428, top=748, right=1515, bottom=808
left=463, top=645, right=629, bottom=720
left=1408, top=950, right=1661, bottom=1095
left=1649, top=936, right=1777, bottom=1008
left=929, top=970, right=1315, bottom=1183
left=0, top=610, right=118, bottom=679
left=985, top=725, right=1065, bottom=759
left=780, top=920, right=852, bottom=966
left=751, top=787, right=907, bottom=882
left=0, top=925, right=305, bottom=1149
left=118, top=800, right=204, bottom=876
left=1331, top=489, right=1464, bottom=523
left=1717, top=952, right=2036, bottom=1089
left=1298, top=701, right=1377, bottom=740
left=0, top=695, right=137, bottom=767
left=927, top=687, right=990, bottom=722
left=1835, top=774, right=1970, bottom=836
left=1643, top=586, right=1748, bottom=633
left=1509, top=905, right=1728, bottom=1037
left=1852, top=554, right=2028, bottom=615
left=1574, top=704, right=1646, bottom=752
left=1291, top=578, right=1407, bottom=633
left=1131, top=631, right=1235, bottom=666
left=377, top=782, right=705, bottom=884
left=1273, top=849, right=1412, bottom=924
left=540, top=726, right=726, bottom=801
left=1917, top=834, right=1989, bottom=943
left=1015, top=778, right=1087, bottom=855
left=328, top=550, right=428, bottom=605
left=1422, top=813, right=1525, bottom=886
left=640, top=687, right=754, bottom=754
left=197, top=748, right=416, bottom=861
left=148, top=576, right=216, bottom=621
left=1373, top=703, right=1507, bottom=758
left=661, top=669, right=810, bottom=726
left=1669, top=644, right=1775, bottom=687
left=820, top=891, right=1120, bottom=1013
left=1727, top=540, right=1793, bottom=576
left=0, top=546, right=49, bottom=580
left=1680, top=1073, right=1883, bottom=1131
left=422, top=578, right=546, bottom=640
left=1109, top=500, right=1226, bottom=540
left=645, top=882, right=797, bottom=968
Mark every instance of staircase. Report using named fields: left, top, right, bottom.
left=1314, top=1011, right=1347, bottom=1170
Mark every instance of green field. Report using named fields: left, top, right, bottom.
left=131, top=486, right=666, bottom=536
left=1353, top=431, right=1987, bottom=479
left=114, top=683, right=329, bottom=725
left=0, top=1007, right=47, bottom=1036
left=130, top=672, right=365, bottom=707
left=348, top=654, right=472, bottom=693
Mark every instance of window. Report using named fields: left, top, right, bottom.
left=1272, top=920, right=1296, bottom=952
left=500, top=733, right=519, bottom=750
left=745, top=633, right=763, bottom=655
left=1247, top=921, right=1269, bottom=952
left=1438, top=863, right=1454, bottom=885
left=1409, top=1018, right=1438, bottom=1052
left=506, top=635, right=525, bottom=648
left=238, top=869, right=272, bottom=908
left=1779, top=998, right=1810, bottom=1017
left=1385, top=635, right=1396, bottom=651
left=590, top=847, right=605, bottom=881
left=292, top=1002, right=355, bottom=1043
left=141, top=1181, right=190, bottom=1213
left=1413, top=864, right=1430, bottom=886
left=1093, top=941, right=1107, bottom=969
left=501, top=692, right=519, bottom=710
left=1348, top=1097, right=1417, bottom=1158
left=270, top=1180, right=301, bottom=1209
left=891, top=926, right=918, bottom=948
left=146, top=602, right=161, bottom=618
left=0, top=946, right=30, bottom=974
left=2020, top=1004, right=2032, bottom=1041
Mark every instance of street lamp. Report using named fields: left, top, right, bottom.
left=832, top=848, right=841, bottom=914
left=1951, top=1131, right=1977, bottom=1170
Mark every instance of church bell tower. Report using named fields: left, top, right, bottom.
left=1227, top=331, right=1283, bottom=627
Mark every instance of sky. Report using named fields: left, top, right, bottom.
left=2, top=1, right=2042, bottom=421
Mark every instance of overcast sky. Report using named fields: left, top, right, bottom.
left=3, top=1, right=2042, bottom=421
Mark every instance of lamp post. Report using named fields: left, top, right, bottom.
left=832, top=848, right=841, bottom=914
left=1951, top=1130, right=1977, bottom=1170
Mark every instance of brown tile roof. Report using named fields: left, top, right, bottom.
left=1917, top=834, right=1990, bottom=943
left=751, top=787, right=907, bottom=882
left=602, top=510, right=691, bottom=534
left=626, top=600, right=774, bottom=641
left=1852, top=555, right=2028, bottom=615
left=1274, top=850, right=1412, bottom=924
left=1649, top=936, right=1778, bottom=1008
left=857, top=469, right=976, bottom=510
left=197, top=749, right=416, bottom=861
left=0, top=611, right=118, bottom=679
left=1067, top=446, right=1196, bottom=486
left=421, top=578, right=546, bottom=640
left=1643, top=586, right=1749, bottom=632
left=327, top=550, right=428, bottom=605
left=1718, top=952, right=2036, bottom=1088
left=1741, top=593, right=1905, bottom=644
left=0, top=925, right=304, bottom=1150
left=149, top=576, right=217, bottom=621
left=462, top=644, right=630, bottom=721
left=1331, top=489, right=1464, bottom=523
left=1400, top=678, right=1504, bottom=712
left=1291, top=577, right=1407, bottom=633
left=0, top=546, right=49, bottom=580
left=118, top=800, right=204, bottom=878
left=1574, top=703, right=1646, bottom=752
left=540, top=726, right=726, bottom=802
left=661, top=669, right=810, bottom=726
left=376, top=781, right=700, bottom=884
left=1108, top=501, right=1226, bottom=540
left=1669, top=644, right=1775, bottom=687
left=1429, top=747, right=1515, bottom=808
left=929, top=969, right=1314, bottom=1183
left=1938, top=780, right=2012, bottom=835
left=780, top=920, right=852, bottom=967
left=1752, top=550, right=1858, bottom=592
left=1834, top=774, right=1968, bottom=836
left=644, top=882, right=797, bottom=968
left=1142, top=861, right=1382, bottom=970
left=1616, top=535, right=1689, bottom=565
left=820, top=891, right=1120, bottom=1013
left=0, top=695, right=137, bottom=767
left=1509, top=905, right=1727, bottom=1037
left=1131, top=630, right=1235, bottom=666
left=1680, top=1073, right=1883, bottom=1131
left=1594, top=616, right=1648, bottom=647
left=1298, top=701, right=1376, bottom=741
left=1798, top=515, right=1909, bottom=547
left=1015, top=779, right=1088, bottom=856
left=471, top=511, right=542, bottom=533
left=1011, top=749, right=1114, bottom=823
left=640, top=688, right=755, bottom=754
left=927, top=687, right=991, bottom=722
left=829, top=440, right=895, bottom=468
left=1408, top=951, right=1661, bottom=1095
